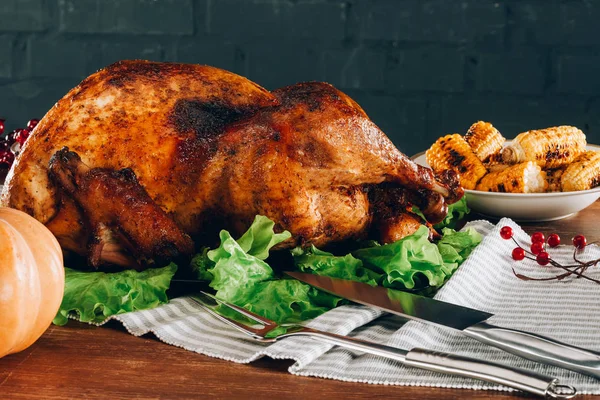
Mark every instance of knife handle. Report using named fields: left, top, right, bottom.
left=405, top=348, right=574, bottom=398
left=288, top=329, right=574, bottom=398
left=464, top=321, right=600, bottom=379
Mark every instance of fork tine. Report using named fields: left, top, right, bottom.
left=189, top=296, right=268, bottom=338
left=199, top=291, right=277, bottom=327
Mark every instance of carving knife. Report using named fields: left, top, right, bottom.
left=286, top=271, right=600, bottom=380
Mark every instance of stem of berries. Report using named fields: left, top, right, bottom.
left=499, top=226, right=600, bottom=284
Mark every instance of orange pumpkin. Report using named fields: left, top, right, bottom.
left=0, top=207, right=64, bottom=358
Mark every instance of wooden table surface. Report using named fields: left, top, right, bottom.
left=2, top=202, right=600, bottom=399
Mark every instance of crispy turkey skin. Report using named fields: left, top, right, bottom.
left=1, top=60, right=462, bottom=269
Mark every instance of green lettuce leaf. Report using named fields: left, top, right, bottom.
left=190, top=215, right=291, bottom=283
left=225, top=279, right=342, bottom=324
left=190, top=247, right=213, bottom=281
left=201, top=215, right=340, bottom=326
left=435, top=227, right=482, bottom=274
left=53, top=263, right=177, bottom=326
left=208, top=229, right=275, bottom=301
left=352, top=225, right=446, bottom=289
left=350, top=225, right=481, bottom=290
left=291, top=245, right=382, bottom=286
left=435, top=196, right=470, bottom=229
left=235, top=215, right=292, bottom=260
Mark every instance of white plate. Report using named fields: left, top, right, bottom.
left=411, top=143, right=600, bottom=222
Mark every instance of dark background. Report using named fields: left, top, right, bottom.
left=1, top=0, right=599, bottom=155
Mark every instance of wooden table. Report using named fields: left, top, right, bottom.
left=2, top=202, right=600, bottom=399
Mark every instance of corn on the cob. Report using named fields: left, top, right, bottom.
left=476, top=161, right=547, bottom=193
left=464, top=121, right=505, bottom=162
left=501, top=126, right=586, bottom=169
left=545, top=167, right=566, bottom=192
left=426, top=134, right=487, bottom=190
left=560, top=150, right=600, bottom=192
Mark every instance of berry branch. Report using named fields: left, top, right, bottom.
left=500, top=226, right=600, bottom=284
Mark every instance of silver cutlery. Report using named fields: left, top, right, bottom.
left=190, top=292, right=576, bottom=398
left=287, top=271, right=600, bottom=381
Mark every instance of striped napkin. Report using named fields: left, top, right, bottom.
left=92, top=219, right=600, bottom=394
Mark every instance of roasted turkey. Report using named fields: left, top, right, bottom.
left=1, top=60, right=462, bottom=269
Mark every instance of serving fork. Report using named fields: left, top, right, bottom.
left=190, top=292, right=576, bottom=399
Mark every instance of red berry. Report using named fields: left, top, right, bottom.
left=573, top=235, right=587, bottom=249
left=512, top=247, right=525, bottom=261
left=0, top=140, right=10, bottom=152
left=531, top=232, right=545, bottom=243
left=500, top=226, right=513, bottom=240
left=13, top=129, right=29, bottom=146
left=547, top=233, right=561, bottom=248
left=531, top=241, right=544, bottom=255
left=0, top=150, right=14, bottom=168
left=26, top=119, right=39, bottom=130
left=536, top=251, right=550, bottom=266
left=0, top=119, right=4, bottom=135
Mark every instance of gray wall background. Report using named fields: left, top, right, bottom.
left=1, top=0, right=600, bottom=155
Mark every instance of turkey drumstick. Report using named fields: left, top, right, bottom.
left=48, top=147, right=194, bottom=268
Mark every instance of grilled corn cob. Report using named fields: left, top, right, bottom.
left=464, top=121, right=505, bottom=162
left=476, top=161, right=547, bottom=193
left=545, top=167, right=566, bottom=192
left=426, top=134, right=487, bottom=190
left=501, top=126, right=586, bottom=169
left=561, top=150, right=600, bottom=192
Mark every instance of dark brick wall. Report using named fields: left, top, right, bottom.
left=1, top=0, right=600, bottom=155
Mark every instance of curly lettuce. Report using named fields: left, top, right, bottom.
left=194, top=215, right=481, bottom=326
left=191, top=215, right=342, bottom=326
left=54, top=263, right=177, bottom=326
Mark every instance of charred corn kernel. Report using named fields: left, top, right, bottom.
left=545, top=167, right=566, bottom=192
left=476, top=161, right=547, bottom=193
left=501, top=126, right=586, bottom=169
left=483, top=152, right=509, bottom=172
left=426, top=134, right=487, bottom=190
left=464, top=121, right=505, bottom=162
left=561, top=151, right=600, bottom=192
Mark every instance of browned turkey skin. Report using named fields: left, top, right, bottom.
left=1, top=60, right=463, bottom=270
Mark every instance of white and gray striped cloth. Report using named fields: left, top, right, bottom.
left=92, top=219, right=600, bottom=394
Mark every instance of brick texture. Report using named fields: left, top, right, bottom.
left=0, top=0, right=599, bottom=152
left=58, top=0, right=194, bottom=35
left=475, top=52, right=546, bottom=94
left=557, top=54, right=600, bottom=95
left=28, top=37, right=93, bottom=79
left=357, top=0, right=504, bottom=44
left=323, top=48, right=387, bottom=90
left=386, top=48, right=465, bottom=93
left=208, top=0, right=346, bottom=40
left=175, top=39, right=237, bottom=72
left=0, top=0, right=46, bottom=32
left=100, top=41, right=165, bottom=67
left=244, top=40, right=323, bottom=90
left=0, top=36, right=13, bottom=79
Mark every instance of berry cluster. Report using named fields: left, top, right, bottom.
left=500, top=226, right=598, bottom=284
left=0, top=118, right=38, bottom=170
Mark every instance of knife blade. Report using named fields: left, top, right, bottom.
left=286, top=271, right=600, bottom=380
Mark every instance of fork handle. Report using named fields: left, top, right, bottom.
left=284, top=329, right=574, bottom=398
